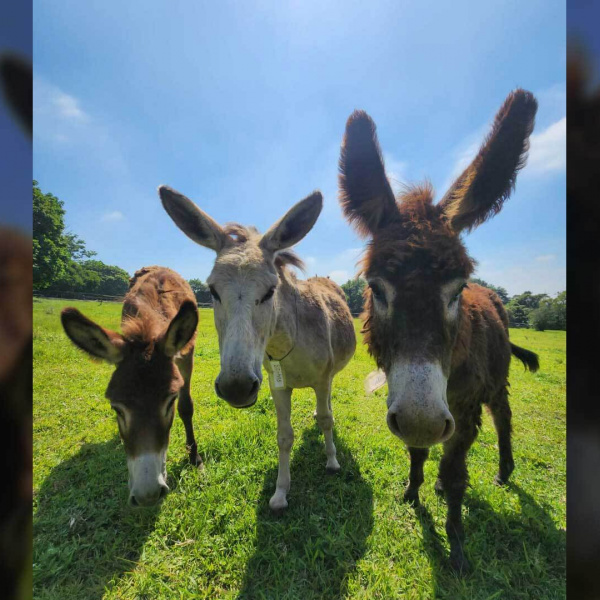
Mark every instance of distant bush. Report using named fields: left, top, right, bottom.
left=341, top=278, right=367, bottom=315
left=529, top=292, right=566, bottom=331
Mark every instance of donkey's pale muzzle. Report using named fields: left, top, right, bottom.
left=385, top=359, right=455, bottom=447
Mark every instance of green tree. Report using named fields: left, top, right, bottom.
left=530, top=291, right=566, bottom=331
left=188, top=278, right=210, bottom=303
left=33, top=181, right=71, bottom=288
left=341, top=278, right=367, bottom=315
left=469, top=277, right=510, bottom=304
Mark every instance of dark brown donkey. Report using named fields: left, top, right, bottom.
left=61, top=266, right=201, bottom=507
left=339, top=90, right=540, bottom=573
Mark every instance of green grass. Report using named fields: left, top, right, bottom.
left=33, top=298, right=565, bottom=599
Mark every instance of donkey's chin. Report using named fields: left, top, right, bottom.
left=226, top=392, right=259, bottom=409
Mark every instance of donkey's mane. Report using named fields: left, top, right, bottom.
left=223, top=223, right=306, bottom=273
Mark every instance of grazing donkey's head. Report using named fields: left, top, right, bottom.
left=339, top=90, right=537, bottom=448
left=159, top=186, right=322, bottom=408
left=61, top=301, right=198, bottom=506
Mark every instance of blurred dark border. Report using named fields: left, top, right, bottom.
left=0, top=23, right=32, bottom=600
left=567, top=1, right=600, bottom=597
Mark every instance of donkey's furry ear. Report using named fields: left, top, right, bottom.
left=61, top=308, right=125, bottom=364
left=0, top=54, right=32, bottom=137
left=438, top=89, right=538, bottom=233
left=161, top=301, right=198, bottom=358
left=338, top=110, right=399, bottom=237
left=159, top=185, right=230, bottom=252
left=260, top=191, right=323, bottom=252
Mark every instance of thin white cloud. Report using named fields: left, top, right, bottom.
left=525, top=117, right=566, bottom=175
left=328, top=270, right=349, bottom=284
left=101, top=211, right=125, bottom=222
left=53, top=90, right=89, bottom=122
left=34, top=77, right=90, bottom=126
left=535, top=254, right=556, bottom=262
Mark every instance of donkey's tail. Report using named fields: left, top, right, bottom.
left=510, top=343, right=540, bottom=372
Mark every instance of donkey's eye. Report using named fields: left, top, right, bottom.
left=209, top=285, right=221, bottom=303
left=260, top=287, right=276, bottom=304
left=449, top=283, right=468, bottom=306
left=369, top=282, right=386, bottom=305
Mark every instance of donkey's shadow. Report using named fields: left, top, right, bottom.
left=33, top=437, right=161, bottom=599
left=414, top=482, right=565, bottom=598
left=236, top=426, right=374, bottom=600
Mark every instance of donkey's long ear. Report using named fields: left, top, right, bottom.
left=61, top=308, right=125, bottom=364
left=0, top=54, right=32, bottom=137
left=260, top=191, right=323, bottom=252
left=159, top=185, right=230, bottom=252
left=338, top=110, right=400, bottom=237
left=160, top=301, right=198, bottom=357
left=438, top=89, right=538, bottom=233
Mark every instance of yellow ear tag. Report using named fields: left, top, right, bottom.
left=269, top=360, right=286, bottom=390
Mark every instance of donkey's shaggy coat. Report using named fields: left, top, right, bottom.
left=339, top=90, right=540, bottom=572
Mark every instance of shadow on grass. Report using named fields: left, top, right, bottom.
left=414, top=482, right=565, bottom=599
left=33, top=437, right=162, bottom=599
left=236, top=426, right=374, bottom=600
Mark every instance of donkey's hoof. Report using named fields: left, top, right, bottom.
left=434, top=478, right=445, bottom=497
left=190, top=452, right=204, bottom=469
left=493, top=473, right=509, bottom=486
left=326, top=459, right=341, bottom=474
left=403, top=488, right=420, bottom=507
left=449, top=552, right=471, bottom=575
left=269, top=493, right=289, bottom=513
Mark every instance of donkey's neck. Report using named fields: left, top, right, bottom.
left=265, top=272, right=298, bottom=360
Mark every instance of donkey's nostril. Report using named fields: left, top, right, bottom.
left=441, top=418, right=455, bottom=441
left=249, top=378, right=260, bottom=397
left=214, top=380, right=222, bottom=398
left=159, top=486, right=168, bottom=499
left=129, top=495, right=139, bottom=507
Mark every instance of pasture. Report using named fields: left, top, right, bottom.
left=33, top=298, right=565, bottom=599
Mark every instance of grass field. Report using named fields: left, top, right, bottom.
left=33, top=298, right=565, bottom=599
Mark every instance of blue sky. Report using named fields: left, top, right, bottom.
left=0, top=0, right=31, bottom=230
left=34, top=0, right=565, bottom=296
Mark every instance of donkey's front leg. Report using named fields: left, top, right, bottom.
left=437, top=421, right=478, bottom=574
left=403, top=447, right=429, bottom=506
left=269, top=387, right=294, bottom=512
left=176, top=352, right=203, bottom=468
left=314, top=379, right=340, bottom=473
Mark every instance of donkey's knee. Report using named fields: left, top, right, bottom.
left=277, top=429, right=294, bottom=453
left=316, top=412, right=334, bottom=432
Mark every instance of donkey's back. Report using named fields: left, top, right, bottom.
left=123, top=266, right=197, bottom=343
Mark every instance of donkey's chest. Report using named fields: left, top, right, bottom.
left=263, top=347, right=327, bottom=389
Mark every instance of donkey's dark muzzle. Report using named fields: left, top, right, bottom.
left=215, top=373, right=261, bottom=408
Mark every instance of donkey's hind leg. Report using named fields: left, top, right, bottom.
left=314, top=379, right=340, bottom=473
left=177, top=352, right=202, bottom=468
left=488, top=385, right=514, bottom=485
left=403, top=447, right=429, bottom=506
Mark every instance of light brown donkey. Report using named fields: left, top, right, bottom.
left=159, top=187, right=356, bottom=511
left=339, top=90, right=540, bottom=572
left=61, top=266, right=201, bottom=507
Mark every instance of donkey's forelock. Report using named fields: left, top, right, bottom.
left=358, top=184, right=475, bottom=280
left=221, top=222, right=305, bottom=273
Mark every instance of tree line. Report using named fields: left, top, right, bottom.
left=33, top=182, right=564, bottom=330
left=340, top=277, right=566, bottom=331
